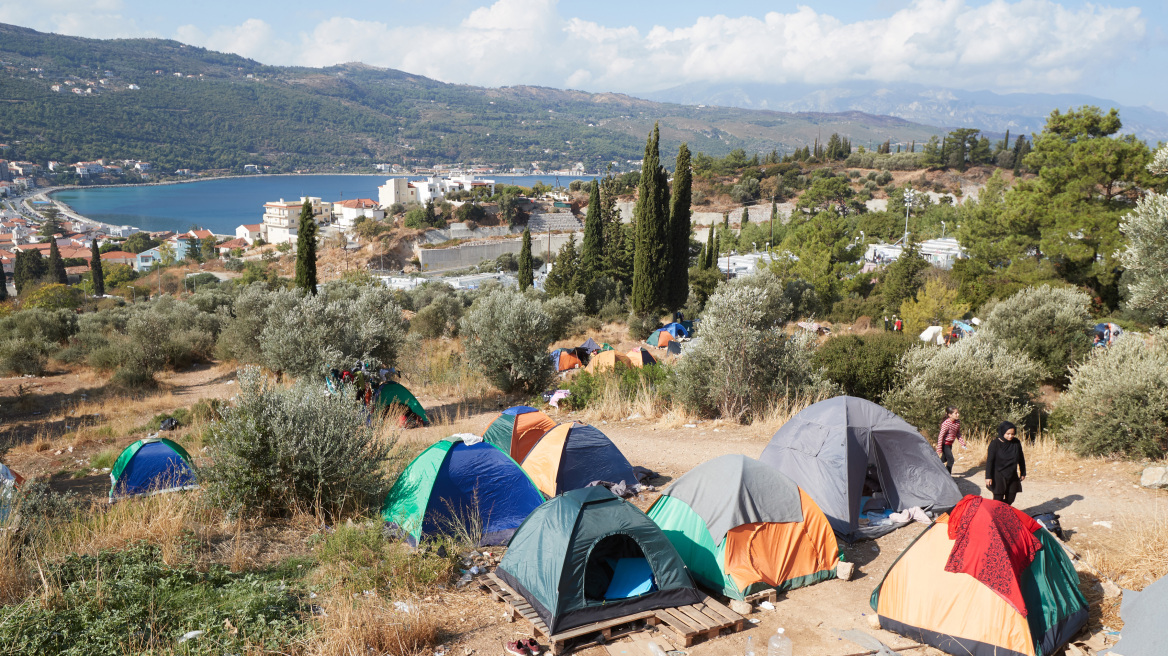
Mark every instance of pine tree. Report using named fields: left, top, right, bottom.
left=544, top=234, right=581, bottom=297
left=665, top=143, right=692, bottom=312
left=48, top=240, right=67, bottom=285
left=294, top=199, right=318, bottom=294
left=518, top=228, right=533, bottom=291
left=91, top=239, right=105, bottom=297
left=580, top=179, right=603, bottom=284
left=630, top=123, right=671, bottom=314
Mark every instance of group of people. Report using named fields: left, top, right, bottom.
left=935, top=406, right=1027, bottom=506
left=883, top=315, right=903, bottom=332
left=328, top=362, right=399, bottom=408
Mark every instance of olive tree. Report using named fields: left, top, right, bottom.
left=459, top=289, right=554, bottom=393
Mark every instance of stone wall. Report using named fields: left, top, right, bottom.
left=417, top=232, right=582, bottom=272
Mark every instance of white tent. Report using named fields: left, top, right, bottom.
left=919, top=326, right=943, bottom=344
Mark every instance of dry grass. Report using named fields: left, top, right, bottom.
left=579, top=375, right=668, bottom=423
left=0, top=528, right=30, bottom=605
left=405, top=339, right=493, bottom=402
left=961, top=431, right=1102, bottom=482
left=749, top=393, right=827, bottom=433
left=308, top=596, right=445, bottom=656
left=1082, top=505, right=1168, bottom=590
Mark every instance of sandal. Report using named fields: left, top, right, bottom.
left=504, top=640, right=529, bottom=656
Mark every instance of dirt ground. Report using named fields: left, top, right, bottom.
left=3, top=365, right=1163, bottom=656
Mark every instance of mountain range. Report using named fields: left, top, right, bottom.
left=645, top=81, right=1168, bottom=143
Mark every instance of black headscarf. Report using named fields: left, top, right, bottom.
left=997, top=421, right=1017, bottom=440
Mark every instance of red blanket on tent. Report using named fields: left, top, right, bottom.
left=945, top=495, right=1042, bottom=616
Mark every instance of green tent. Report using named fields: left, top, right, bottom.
left=374, top=381, right=428, bottom=425
left=496, top=486, right=702, bottom=635
left=109, top=437, right=197, bottom=501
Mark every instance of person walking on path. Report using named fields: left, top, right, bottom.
left=936, top=406, right=966, bottom=473
left=986, top=421, right=1026, bottom=505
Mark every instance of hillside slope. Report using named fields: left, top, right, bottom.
left=0, top=23, right=942, bottom=172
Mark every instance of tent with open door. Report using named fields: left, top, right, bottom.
left=521, top=422, right=638, bottom=498
left=550, top=348, right=584, bottom=372
left=497, top=486, right=702, bottom=635
left=661, top=322, right=690, bottom=339
left=872, top=496, right=1087, bottom=656
left=646, top=329, right=676, bottom=349
left=381, top=436, right=545, bottom=547
left=647, top=455, right=839, bottom=600
left=109, top=437, right=198, bottom=502
left=374, top=381, right=429, bottom=427
left=482, top=406, right=556, bottom=463
left=626, top=348, right=657, bottom=367
left=760, top=396, right=961, bottom=541
left=585, top=349, right=633, bottom=373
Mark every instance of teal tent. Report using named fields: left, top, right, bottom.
left=374, top=381, right=429, bottom=426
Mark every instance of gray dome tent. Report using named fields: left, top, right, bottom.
left=496, top=486, right=702, bottom=635
left=760, top=396, right=961, bottom=541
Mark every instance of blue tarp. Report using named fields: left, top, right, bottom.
left=661, top=323, right=690, bottom=339
left=605, top=558, right=657, bottom=599
left=114, top=441, right=196, bottom=498
left=422, top=441, right=544, bottom=545
left=557, top=424, right=638, bottom=494
left=503, top=405, right=539, bottom=417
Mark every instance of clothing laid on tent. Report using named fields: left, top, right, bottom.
left=521, top=422, right=638, bottom=498
left=646, top=329, right=676, bottom=348
left=760, top=396, right=962, bottom=541
left=374, top=381, right=429, bottom=427
left=550, top=348, right=584, bottom=372
left=871, top=496, right=1087, bottom=656
left=497, top=486, right=702, bottom=634
left=1111, top=571, right=1168, bottom=656
left=579, top=338, right=602, bottom=354
left=585, top=350, right=633, bottom=373
left=626, top=348, right=657, bottom=367
left=109, top=437, right=197, bottom=501
left=482, top=406, right=556, bottom=463
left=648, top=455, right=839, bottom=600
left=382, top=437, right=545, bottom=547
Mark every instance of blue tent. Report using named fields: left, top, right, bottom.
left=661, top=322, right=690, bottom=339
left=109, top=438, right=197, bottom=501
left=382, top=437, right=545, bottom=546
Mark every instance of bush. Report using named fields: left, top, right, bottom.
left=813, top=332, right=916, bottom=402
left=562, top=363, right=670, bottom=411
left=543, top=293, right=585, bottom=341
left=0, top=336, right=51, bottom=375
left=899, top=278, right=969, bottom=334
left=0, top=307, right=77, bottom=343
left=980, top=285, right=1094, bottom=385
left=672, top=272, right=834, bottom=421
left=884, top=336, right=1045, bottom=435
left=411, top=294, right=463, bottom=339
left=1055, top=330, right=1168, bottom=458
left=459, top=290, right=554, bottom=393
left=205, top=367, right=394, bottom=517
left=626, top=311, right=660, bottom=342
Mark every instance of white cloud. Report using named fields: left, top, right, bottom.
left=176, top=19, right=296, bottom=63
left=0, top=0, right=154, bottom=39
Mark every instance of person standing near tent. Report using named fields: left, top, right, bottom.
left=986, top=421, right=1026, bottom=505
left=936, top=406, right=966, bottom=474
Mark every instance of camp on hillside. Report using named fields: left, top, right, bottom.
left=585, top=349, right=633, bottom=373
left=760, top=396, right=962, bottom=541
left=872, top=496, right=1087, bottom=656
left=109, top=437, right=198, bottom=502
left=521, top=422, right=639, bottom=498
left=374, top=381, right=429, bottom=427
left=626, top=347, right=657, bottom=367
left=648, top=455, right=839, bottom=600
left=646, top=329, right=676, bottom=349
left=482, top=406, right=556, bottom=463
left=550, top=348, right=584, bottom=372
left=496, top=486, right=703, bottom=635
left=382, top=436, right=545, bottom=547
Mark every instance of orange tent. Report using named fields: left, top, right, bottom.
left=551, top=349, right=583, bottom=372
left=585, top=350, right=633, bottom=373
left=482, top=406, right=557, bottom=463
left=626, top=348, right=657, bottom=367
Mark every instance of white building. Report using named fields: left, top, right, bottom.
left=864, top=237, right=967, bottom=270
left=378, top=177, right=418, bottom=207
left=260, top=199, right=302, bottom=244
left=377, top=174, right=496, bottom=207
left=236, top=223, right=262, bottom=245
left=334, top=199, right=384, bottom=228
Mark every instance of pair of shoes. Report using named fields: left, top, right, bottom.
left=504, top=638, right=543, bottom=655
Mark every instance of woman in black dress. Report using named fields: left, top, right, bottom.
left=986, top=421, right=1026, bottom=505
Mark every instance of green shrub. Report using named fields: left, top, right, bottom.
left=0, top=307, right=77, bottom=343
left=813, top=332, right=916, bottom=402
left=312, top=523, right=456, bottom=594
left=884, top=336, right=1045, bottom=435
left=626, top=311, right=660, bottom=342
left=1055, top=330, right=1168, bottom=458
left=460, top=290, right=553, bottom=393
left=562, top=363, right=670, bottom=411
left=411, top=294, right=463, bottom=339
left=204, top=367, right=394, bottom=517
left=89, top=448, right=119, bottom=470
left=543, top=293, right=586, bottom=341
left=0, top=336, right=51, bottom=375
left=980, top=285, right=1094, bottom=385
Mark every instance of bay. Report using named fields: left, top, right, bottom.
left=50, top=174, right=597, bottom=235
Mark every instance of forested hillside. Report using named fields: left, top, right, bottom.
left=0, top=23, right=942, bottom=172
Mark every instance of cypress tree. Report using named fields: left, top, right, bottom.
left=704, top=224, right=716, bottom=269
left=518, top=228, right=533, bottom=291
left=665, top=143, right=692, bottom=312
left=294, top=199, right=318, bottom=294
left=0, top=265, right=6, bottom=301
left=91, top=239, right=105, bottom=297
left=14, top=249, right=46, bottom=295
left=49, top=240, right=67, bottom=285
left=630, top=123, right=670, bottom=314
left=580, top=179, right=603, bottom=283
left=741, top=206, right=750, bottom=228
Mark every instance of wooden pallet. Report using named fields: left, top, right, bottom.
left=744, top=588, right=778, bottom=605
left=480, top=573, right=744, bottom=654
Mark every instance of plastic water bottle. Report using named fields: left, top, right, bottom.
left=768, top=627, right=793, bottom=656
left=744, top=634, right=757, bottom=656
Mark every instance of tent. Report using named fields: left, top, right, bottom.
left=482, top=406, right=556, bottom=463
left=374, top=381, right=429, bottom=427
left=600, top=342, right=615, bottom=352
left=626, top=348, right=657, bottom=367
left=920, top=326, right=944, bottom=344
left=585, top=350, right=633, bottom=374
left=109, top=437, right=198, bottom=501
left=551, top=348, right=583, bottom=372
left=1111, top=572, right=1168, bottom=656
left=951, top=320, right=976, bottom=338
left=1093, top=322, right=1122, bottom=347
left=579, top=337, right=602, bottom=354
left=661, top=322, right=690, bottom=339
left=521, top=422, right=638, bottom=498
left=497, top=486, right=702, bottom=635
left=760, top=396, right=962, bottom=541
left=664, top=341, right=682, bottom=356
left=0, top=463, right=24, bottom=489
left=646, top=329, right=676, bottom=349
left=872, top=496, right=1087, bottom=656
left=382, top=437, right=545, bottom=547
left=0, top=463, right=23, bottom=524
left=647, top=455, right=839, bottom=600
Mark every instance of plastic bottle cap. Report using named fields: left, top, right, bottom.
left=776, top=628, right=785, bottom=634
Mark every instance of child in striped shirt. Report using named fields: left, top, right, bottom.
left=936, top=406, right=966, bottom=474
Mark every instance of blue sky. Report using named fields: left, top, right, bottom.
left=3, top=0, right=1165, bottom=111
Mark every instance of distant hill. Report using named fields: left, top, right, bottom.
left=645, top=81, right=1168, bottom=143
left=0, top=23, right=943, bottom=173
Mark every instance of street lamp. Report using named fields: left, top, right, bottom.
left=901, top=187, right=918, bottom=246
left=941, top=221, right=946, bottom=239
